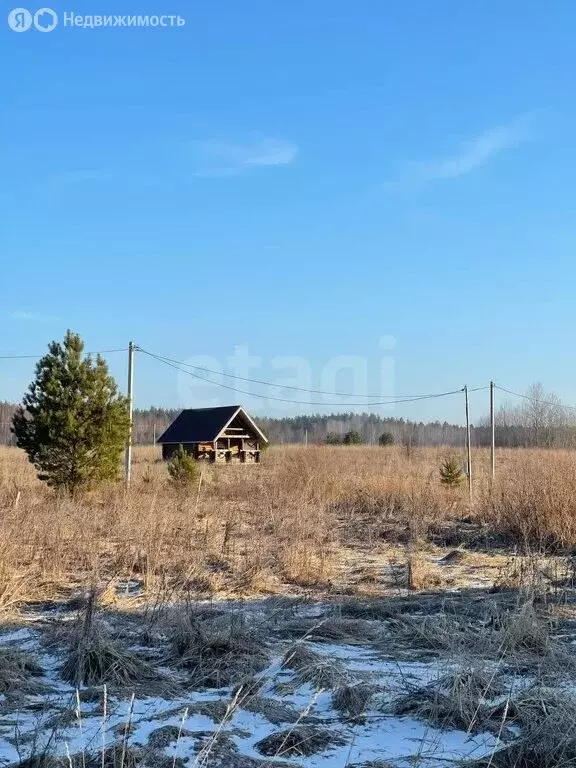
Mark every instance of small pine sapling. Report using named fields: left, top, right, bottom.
left=167, top=445, right=197, bottom=486
left=439, top=456, right=464, bottom=488
left=343, top=430, right=363, bottom=446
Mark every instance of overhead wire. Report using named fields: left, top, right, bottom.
left=136, top=348, right=457, bottom=399
left=138, top=347, right=468, bottom=407
left=0, top=342, right=492, bottom=407
left=495, top=384, right=576, bottom=412
left=139, top=347, right=485, bottom=401
left=0, top=348, right=128, bottom=360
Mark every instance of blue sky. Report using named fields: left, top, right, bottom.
left=2, top=0, right=576, bottom=423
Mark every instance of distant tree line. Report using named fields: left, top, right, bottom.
left=2, top=381, right=576, bottom=450
left=474, top=382, right=576, bottom=449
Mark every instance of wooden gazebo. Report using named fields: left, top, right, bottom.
left=157, top=405, right=268, bottom=464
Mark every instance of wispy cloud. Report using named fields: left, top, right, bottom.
left=191, top=137, right=299, bottom=177
left=10, top=310, right=59, bottom=323
left=393, top=117, right=530, bottom=189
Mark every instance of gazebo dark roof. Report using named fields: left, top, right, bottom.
left=156, top=405, right=268, bottom=445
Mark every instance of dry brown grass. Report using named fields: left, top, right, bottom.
left=255, top=724, right=346, bottom=758
left=468, top=686, right=576, bottom=767
left=0, top=646, right=43, bottom=693
left=281, top=643, right=348, bottom=690
left=1, top=444, right=576, bottom=608
left=170, top=611, right=269, bottom=688
left=332, top=682, right=377, bottom=719
left=61, top=624, right=156, bottom=687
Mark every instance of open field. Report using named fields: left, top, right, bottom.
left=1, top=445, right=576, bottom=765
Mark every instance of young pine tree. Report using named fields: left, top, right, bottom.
left=439, top=456, right=465, bottom=488
left=343, top=429, right=364, bottom=446
left=167, top=444, right=197, bottom=486
left=12, top=331, right=130, bottom=494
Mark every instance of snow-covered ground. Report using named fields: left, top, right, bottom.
left=0, top=591, right=566, bottom=767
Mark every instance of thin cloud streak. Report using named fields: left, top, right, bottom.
left=391, top=116, right=531, bottom=190
left=191, top=137, right=299, bottom=177
left=421, top=124, right=525, bottom=181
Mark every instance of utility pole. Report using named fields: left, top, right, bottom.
left=305, top=428, right=308, bottom=447
left=490, top=381, right=495, bottom=480
left=464, top=385, right=472, bottom=502
left=125, top=341, right=135, bottom=484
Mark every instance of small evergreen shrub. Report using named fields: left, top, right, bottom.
left=439, top=457, right=464, bottom=488
left=379, top=432, right=394, bottom=446
left=167, top=445, right=197, bottom=486
left=343, top=430, right=364, bottom=446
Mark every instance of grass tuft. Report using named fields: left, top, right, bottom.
left=171, top=612, right=268, bottom=688
left=61, top=623, right=155, bottom=687
left=282, top=643, right=348, bottom=690
left=332, top=682, right=376, bottom=719
left=391, top=665, right=505, bottom=732
left=0, top=647, right=43, bottom=693
left=281, top=616, right=380, bottom=644
left=255, top=724, right=345, bottom=757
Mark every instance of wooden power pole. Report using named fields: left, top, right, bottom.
left=464, top=385, right=472, bottom=502
left=125, top=341, right=135, bottom=484
left=490, top=380, right=495, bottom=480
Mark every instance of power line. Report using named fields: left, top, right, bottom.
left=0, top=347, right=128, bottom=360
left=139, top=348, right=467, bottom=407
left=138, top=346, right=480, bottom=402
left=138, top=348, right=423, bottom=398
left=495, top=384, right=576, bottom=412
left=0, top=341, right=488, bottom=404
